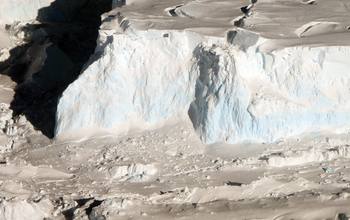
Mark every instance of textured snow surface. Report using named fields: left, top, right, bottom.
left=0, top=0, right=55, bottom=49
left=0, top=0, right=90, bottom=51
left=56, top=0, right=350, bottom=144
left=4, top=121, right=350, bottom=219
left=0, top=199, right=54, bottom=220
left=0, top=0, right=90, bottom=24
left=0, top=0, right=53, bottom=24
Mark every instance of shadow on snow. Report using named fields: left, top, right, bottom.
left=0, top=0, right=112, bottom=138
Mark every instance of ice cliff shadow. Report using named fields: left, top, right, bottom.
left=188, top=46, right=220, bottom=137
left=0, top=0, right=112, bottom=138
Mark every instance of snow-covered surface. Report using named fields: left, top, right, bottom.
left=57, top=0, right=350, bottom=144
left=0, top=0, right=90, bottom=50
left=0, top=0, right=53, bottom=24
left=3, top=119, right=350, bottom=219
left=1, top=0, right=350, bottom=219
left=0, top=0, right=54, bottom=50
left=0, top=0, right=90, bottom=24
left=0, top=75, right=15, bottom=105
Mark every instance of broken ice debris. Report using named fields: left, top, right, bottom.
left=108, top=164, right=157, bottom=181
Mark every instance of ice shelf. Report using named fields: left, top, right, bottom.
left=55, top=0, right=350, bottom=144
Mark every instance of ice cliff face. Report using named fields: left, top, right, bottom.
left=190, top=45, right=350, bottom=143
left=55, top=2, right=350, bottom=144
left=55, top=30, right=204, bottom=138
left=56, top=25, right=350, bottom=143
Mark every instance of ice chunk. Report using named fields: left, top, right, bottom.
left=108, top=164, right=157, bottom=181
left=0, top=104, right=12, bottom=129
left=227, top=28, right=260, bottom=47
left=0, top=198, right=54, bottom=219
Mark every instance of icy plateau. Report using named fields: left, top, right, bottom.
left=55, top=0, right=350, bottom=144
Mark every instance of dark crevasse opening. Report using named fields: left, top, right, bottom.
left=0, top=0, right=112, bottom=138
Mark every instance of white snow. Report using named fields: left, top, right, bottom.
left=0, top=0, right=53, bottom=24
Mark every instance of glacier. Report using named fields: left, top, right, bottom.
left=55, top=0, right=350, bottom=144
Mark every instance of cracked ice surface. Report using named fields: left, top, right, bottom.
left=56, top=0, right=350, bottom=144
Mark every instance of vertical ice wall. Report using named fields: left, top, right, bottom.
left=55, top=31, right=205, bottom=138
left=190, top=44, right=350, bottom=143
left=56, top=22, right=350, bottom=144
